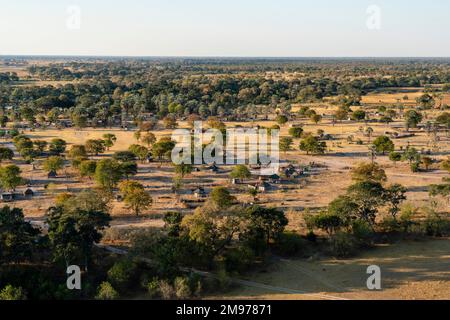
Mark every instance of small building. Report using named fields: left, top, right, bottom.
left=208, top=164, right=219, bottom=173
left=268, top=174, right=281, bottom=183
left=1, top=192, right=15, bottom=202
left=193, top=187, right=207, bottom=199
left=248, top=182, right=272, bottom=193
left=257, top=181, right=272, bottom=192
left=283, top=166, right=296, bottom=178
left=47, top=170, right=57, bottom=178
left=23, top=188, right=34, bottom=197
left=231, top=178, right=240, bottom=185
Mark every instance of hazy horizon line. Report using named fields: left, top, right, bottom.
left=2, top=55, right=450, bottom=60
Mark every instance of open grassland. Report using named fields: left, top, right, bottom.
left=209, top=239, right=450, bottom=300
left=12, top=102, right=449, bottom=230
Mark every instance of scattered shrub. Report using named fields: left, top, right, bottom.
left=224, top=246, right=255, bottom=273
left=174, top=276, right=192, bottom=299
left=95, top=282, right=119, bottom=300
left=351, top=220, right=373, bottom=246
left=305, top=231, right=317, bottom=242
left=399, top=203, right=419, bottom=233
left=216, top=269, right=232, bottom=291
left=107, top=258, right=138, bottom=292
left=146, top=278, right=160, bottom=298
left=0, top=285, right=27, bottom=300
left=274, top=232, right=306, bottom=256
left=424, top=212, right=450, bottom=237
left=158, top=280, right=175, bottom=300
left=380, top=216, right=400, bottom=233
left=328, top=232, right=357, bottom=257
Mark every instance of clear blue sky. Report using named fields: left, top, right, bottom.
left=1, top=0, right=449, bottom=57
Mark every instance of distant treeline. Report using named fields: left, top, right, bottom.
left=0, top=59, right=448, bottom=127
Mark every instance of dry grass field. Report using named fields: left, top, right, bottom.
left=209, top=239, right=450, bottom=300
left=2, top=88, right=448, bottom=300
left=11, top=104, right=448, bottom=227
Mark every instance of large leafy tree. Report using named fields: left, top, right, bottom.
left=327, top=195, right=359, bottom=227
left=0, top=147, right=14, bottom=163
left=405, top=110, right=423, bottom=131
left=299, top=135, right=326, bottom=155
left=347, top=181, right=385, bottom=225
left=85, top=139, right=106, bottom=156
left=43, top=156, right=65, bottom=173
left=47, top=204, right=111, bottom=269
left=288, top=127, right=303, bottom=138
left=118, top=181, right=152, bottom=216
left=351, top=162, right=387, bottom=183
left=113, top=151, right=136, bottom=163
left=245, top=206, right=288, bottom=245
left=210, top=187, right=235, bottom=209
left=174, top=162, right=193, bottom=178
left=0, top=206, right=40, bottom=264
left=151, top=138, right=175, bottom=161
left=94, top=159, right=123, bottom=191
left=279, top=136, right=293, bottom=153
left=141, top=132, right=156, bottom=148
left=68, top=145, right=87, bottom=159
left=48, top=138, right=67, bottom=155
left=102, top=133, right=117, bottom=151
left=372, top=135, right=394, bottom=155
left=229, top=164, right=251, bottom=181
left=181, top=202, right=246, bottom=259
left=129, top=145, right=149, bottom=163
left=0, top=165, right=23, bottom=191
left=384, top=184, right=407, bottom=219
left=79, top=160, right=97, bottom=179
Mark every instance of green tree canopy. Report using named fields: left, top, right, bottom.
left=230, top=164, right=251, bottom=181
left=373, top=135, right=395, bottom=155
left=299, top=135, right=326, bottom=155
left=0, top=165, right=23, bottom=191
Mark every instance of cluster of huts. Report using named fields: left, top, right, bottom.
left=186, top=162, right=307, bottom=201
left=0, top=187, right=35, bottom=202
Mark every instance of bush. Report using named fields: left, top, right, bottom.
left=398, top=203, right=419, bottom=233
left=351, top=220, right=373, bottom=246
left=0, top=265, right=64, bottom=300
left=424, top=212, right=450, bottom=237
left=0, top=285, right=26, bottom=300
left=305, top=231, right=317, bottom=242
left=174, top=277, right=192, bottom=299
left=410, top=162, right=420, bottom=172
left=158, top=280, right=175, bottom=300
left=145, top=278, right=160, bottom=298
left=95, top=282, right=119, bottom=300
left=107, top=259, right=138, bottom=292
left=328, top=232, right=357, bottom=257
left=274, top=232, right=306, bottom=256
left=187, top=273, right=203, bottom=297
left=224, top=246, right=255, bottom=273
left=380, top=217, right=401, bottom=233
left=216, top=269, right=232, bottom=291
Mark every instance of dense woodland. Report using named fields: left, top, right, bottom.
left=0, top=58, right=449, bottom=128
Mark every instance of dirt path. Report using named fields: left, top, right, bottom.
left=96, top=244, right=347, bottom=300
left=213, top=239, right=450, bottom=300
